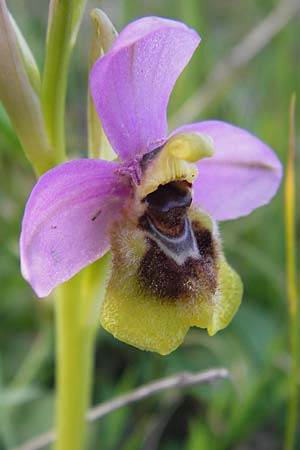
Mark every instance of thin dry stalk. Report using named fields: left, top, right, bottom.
left=169, top=0, right=300, bottom=129
left=11, top=368, right=228, bottom=450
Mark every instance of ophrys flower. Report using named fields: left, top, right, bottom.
left=20, top=17, right=282, bottom=354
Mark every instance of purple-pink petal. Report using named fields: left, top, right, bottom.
left=20, top=159, right=129, bottom=297
left=172, top=120, right=282, bottom=221
left=90, top=17, right=200, bottom=162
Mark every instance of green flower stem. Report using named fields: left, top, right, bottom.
left=42, top=0, right=86, bottom=162
left=54, top=255, right=110, bottom=450
left=54, top=280, right=93, bottom=450
left=41, top=2, right=104, bottom=449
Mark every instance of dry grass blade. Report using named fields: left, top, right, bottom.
left=10, top=368, right=228, bottom=450
left=284, top=94, right=299, bottom=450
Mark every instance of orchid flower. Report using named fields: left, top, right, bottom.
left=20, top=17, right=282, bottom=355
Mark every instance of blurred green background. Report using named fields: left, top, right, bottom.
left=0, top=0, right=299, bottom=449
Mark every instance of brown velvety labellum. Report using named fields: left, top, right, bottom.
left=138, top=181, right=217, bottom=300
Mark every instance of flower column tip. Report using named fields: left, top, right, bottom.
left=166, top=132, right=215, bottom=162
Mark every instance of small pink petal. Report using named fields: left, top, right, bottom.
left=20, top=159, right=129, bottom=297
left=90, top=17, right=200, bottom=161
left=172, top=120, right=282, bottom=221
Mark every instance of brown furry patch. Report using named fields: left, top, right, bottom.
left=138, top=224, right=217, bottom=301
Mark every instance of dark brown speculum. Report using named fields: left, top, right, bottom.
left=141, top=181, right=192, bottom=235
left=138, top=181, right=217, bottom=300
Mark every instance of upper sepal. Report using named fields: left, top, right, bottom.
left=90, top=16, right=200, bottom=161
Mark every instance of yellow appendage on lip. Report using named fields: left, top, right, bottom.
left=137, top=132, right=214, bottom=198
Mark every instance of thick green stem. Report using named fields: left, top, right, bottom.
left=42, top=4, right=110, bottom=449
left=54, top=277, right=94, bottom=450
left=54, top=256, right=110, bottom=450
